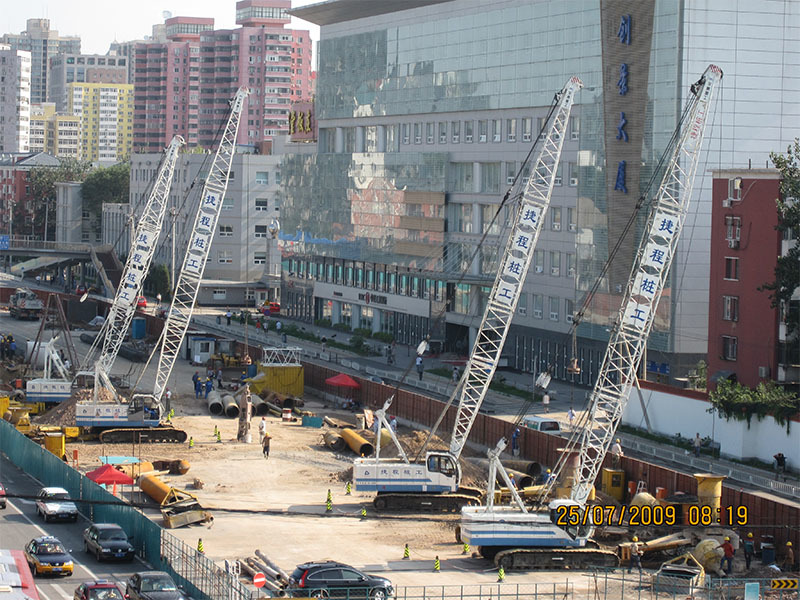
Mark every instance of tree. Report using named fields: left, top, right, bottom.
left=144, top=263, right=171, bottom=300
left=81, top=163, right=130, bottom=218
left=709, top=378, right=797, bottom=431
left=27, top=158, right=91, bottom=239
left=762, top=139, right=800, bottom=336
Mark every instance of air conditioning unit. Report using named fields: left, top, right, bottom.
left=568, top=224, right=577, bottom=232
left=508, top=135, right=515, bottom=142
left=566, top=314, right=574, bottom=323
left=550, top=312, right=559, bottom=321
left=552, top=223, right=561, bottom=231
left=465, top=134, right=473, bottom=142
left=727, top=239, right=739, bottom=249
left=535, top=265, right=543, bottom=273
left=569, top=177, right=578, bottom=186
left=533, top=309, right=543, bottom=318
left=440, top=135, right=447, bottom=143
left=479, top=134, right=487, bottom=142
left=493, top=135, right=500, bottom=142
left=522, top=177, right=530, bottom=185
left=571, top=131, right=579, bottom=141
left=554, top=177, right=562, bottom=186
left=758, top=366, right=770, bottom=378
left=722, top=198, right=732, bottom=208
left=551, top=268, right=560, bottom=276
left=523, top=134, right=531, bottom=142
left=452, top=135, right=459, bottom=143
left=507, top=176, right=515, bottom=185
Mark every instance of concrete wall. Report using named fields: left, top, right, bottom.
left=623, top=382, right=798, bottom=467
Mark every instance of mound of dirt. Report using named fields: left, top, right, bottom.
left=33, top=396, right=78, bottom=425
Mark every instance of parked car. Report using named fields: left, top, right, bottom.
left=0, top=482, right=6, bottom=509
left=137, top=296, right=147, bottom=309
left=521, top=416, right=562, bottom=434
left=288, top=561, right=394, bottom=600
left=73, top=580, right=125, bottom=600
left=25, top=536, right=74, bottom=577
left=36, top=486, right=79, bottom=522
left=125, top=571, right=189, bottom=600
left=83, top=523, right=135, bottom=562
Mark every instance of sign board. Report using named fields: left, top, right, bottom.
left=0, top=235, right=8, bottom=250
left=743, top=582, right=759, bottom=600
left=253, top=573, right=266, bottom=588
left=771, top=579, right=798, bottom=590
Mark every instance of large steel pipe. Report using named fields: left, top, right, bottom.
left=207, top=391, right=223, bottom=416
left=467, top=458, right=534, bottom=488
left=323, top=431, right=346, bottom=452
left=139, top=474, right=171, bottom=504
left=251, top=395, right=269, bottom=416
left=503, top=459, right=543, bottom=478
left=222, top=394, right=240, bottom=418
left=341, top=428, right=374, bottom=457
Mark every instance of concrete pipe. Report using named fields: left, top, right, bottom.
left=251, top=395, right=269, bottom=416
left=503, top=460, right=543, bottom=478
left=207, top=391, right=223, bottom=416
left=118, top=461, right=155, bottom=479
left=323, top=431, right=346, bottom=452
left=501, top=468, right=533, bottom=490
left=139, top=474, right=171, bottom=504
left=222, top=394, right=240, bottom=418
left=152, top=459, right=190, bottom=475
left=341, top=428, right=374, bottom=457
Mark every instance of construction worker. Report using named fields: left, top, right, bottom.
left=742, top=533, right=755, bottom=569
left=258, top=417, right=267, bottom=444
left=611, top=438, right=624, bottom=469
left=717, top=536, right=735, bottom=575
left=204, top=377, right=213, bottom=399
left=783, top=541, right=794, bottom=572
left=545, top=469, right=556, bottom=485
left=262, top=431, right=271, bottom=459
left=628, top=536, right=642, bottom=574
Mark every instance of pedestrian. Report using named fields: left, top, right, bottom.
left=240, top=311, right=246, bottom=325
left=216, top=368, right=223, bottom=388
left=276, top=321, right=282, bottom=333
left=389, top=415, right=398, bottom=432
left=256, top=319, right=262, bottom=330
left=717, top=536, right=734, bottom=575
left=783, top=541, right=794, bottom=571
left=258, top=417, right=267, bottom=444
left=511, top=427, right=520, bottom=457
left=693, top=433, right=703, bottom=457
left=452, top=366, right=459, bottom=383
left=225, top=309, right=232, bottom=326
left=194, top=379, right=203, bottom=399
left=542, top=392, right=550, bottom=413
left=628, top=536, right=643, bottom=574
left=321, top=336, right=327, bottom=352
left=774, top=452, right=787, bottom=480
left=262, top=431, right=271, bottom=459
left=415, top=355, right=424, bottom=381
left=204, top=377, right=213, bottom=399
left=742, top=532, right=755, bottom=570
left=611, top=438, right=624, bottom=469
left=567, top=407, right=576, bottom=429
left=192, top=371, right=200, bottom=387
left=164, top=388, right=172, bottom=411
left=156, top=292, right=162, bottom=308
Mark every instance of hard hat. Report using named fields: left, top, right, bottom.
left=747, top=533, right=753, bottom=538
left=616, top=438, right=621, bottom=443
left=724, top=536, right=730, bottom=541
left=632, top=536, right=638, bottom=542
left=546, top=469, right=551, bottom=473
left=787, top=541, right=793, bottom=547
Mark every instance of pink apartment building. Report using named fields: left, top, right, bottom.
left=133, top=0, right=312, bottom=152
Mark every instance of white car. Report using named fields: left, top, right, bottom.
left=36, top=487, right=79, bottom=522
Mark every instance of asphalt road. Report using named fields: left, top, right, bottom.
left=0, top=454, right=147, bottom=600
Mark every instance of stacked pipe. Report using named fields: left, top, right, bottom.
left=323, top=431, right=346, bottom=452
left=341, top=428, right=374, bottom=457
left=222, top=394, right=239, bottom=418
left=251, top=395, right=269, bottom=416
left=207, top=391, right=223, bottom=416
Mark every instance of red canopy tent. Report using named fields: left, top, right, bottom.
left=86, top=464, right=134, bottom=496
left=325, top=373, right=360, bottom=408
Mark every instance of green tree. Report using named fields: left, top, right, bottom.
left=761, top=139, right=800, bottom=336
left=144, top=263, right=171, bottom=300
left=709, top=378, right=798, bottom=430
left=81, top=163, right=130, bottom=218
left=27, top=158, right=91, bottom=239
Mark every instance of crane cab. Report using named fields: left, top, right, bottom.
left=548, top=498, right=594, bottom=541
left=353, top=451, right=461, bottom=493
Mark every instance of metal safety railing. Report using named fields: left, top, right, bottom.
left=396, top=582, right=574, bottom=600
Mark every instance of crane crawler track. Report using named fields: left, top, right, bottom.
left=494, top=548, right=619, bottom=570
left=374, top=491, right=482, bottom=512
left=98, top=427, right=187, bottom=444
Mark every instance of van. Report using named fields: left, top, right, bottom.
left=522, top=416, right=562, bottom=434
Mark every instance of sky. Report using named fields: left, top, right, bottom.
left=2, top=0, right=321, bottom=55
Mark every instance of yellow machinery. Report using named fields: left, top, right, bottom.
left=246, top=364, right=303, bottom=397
left=139, top=474, right=213, bottom=529
left=43, top=432, right=66, bottom=460
left=601, top=468, right=626, bottom=502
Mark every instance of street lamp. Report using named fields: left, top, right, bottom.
left=266, top=218, right=280, bottom=303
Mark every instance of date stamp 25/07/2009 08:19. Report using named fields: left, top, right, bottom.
left=553, top=504, right=749, bottom=528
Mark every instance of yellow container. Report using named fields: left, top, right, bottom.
left=601, top=468, right=626, bottom=502
left=44, top=433, right=66, bottom=459
left=250, top=365, right=304, bottom=397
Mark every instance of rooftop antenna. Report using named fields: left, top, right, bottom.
left=162, top=10, right=173, bottom=20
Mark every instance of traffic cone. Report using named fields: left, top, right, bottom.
left=345, top=481, right=352, bottom=495
left=216, top=430, right=222, bottom=443
left=403, top=544, right=410, bottom=560
left=497, top=566, right=505, bottom=582
left=188, top=437, right=194, bottom=449
left=326, top=489, right=332, bottom=513
left=462, top=542, right=470, bottom=555
left=360, top=506, right=367, bottom=520
left=433, top=556, right=440, bottom=572
left=197, top=538, right=204, bottom=554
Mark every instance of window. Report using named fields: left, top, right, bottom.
left=537, top=117, right=547, bottom=139
left=568, top=207, right=577, bottom=232
left=506, top=118, right=517, bottom=142
left=255, top=198, right=268, bottom=211
left=518, top=293, right=527, bottom=316
left=212, top=288, right=227, bottom=299
left=569, top=163, right=578, bottom=186
left=728, top=178, right=742, bottom=201
left=550, top=251, right=561, bottom=276
left=554, top=164, right=563, bottom=186
left=491, top=119, right=501, bottom=142
left=449, top=162, right=474, bottom=192
left=534, top=250, right=544, bottom=273
left=219, top=224, right=233, bottom=237
left=722, top=335, right=738, bottom=360
left=724, top=257, right=739, bottom=281
left=482, top=204, right=501, bottom=235
left=565, top=298, right=575, bottom=323
left=412, top=122, right=421, bottom=144
left=567, top=253, right=576, bottom=278
left=402, top=123, right=410, bottom=144
left=551, top=207, right=562, bottom=231
left=533, top=294, right=543, bottom=318
left=426, top=122, right=434, bottom=144
left=725, top=215, right=741, bottom=248
left=438, top=122, right=447, bottom=143
left=506, top=161, right=516, bottom=185
left=480, top=163, right=501, bottom=193
left=722, top=295, right=739, bottom=321
left=255, top=171, right=269, bottom=184
left=217, top=251, right=232, bottom=264
left=449, top=204, right=473, bottom=233
left=478, top=120, right=488, bottom=142
left=451, top=121, right=460, bottom=143
left=255, top=225, right=269, bottom=238
left=254, top=252, right=266, bottom=264
left=570, top=116, right=580, bottom=140
left=521, top=117, right=532, bottom=142
left=464, top=120, right=473, bottom=143
left=549, top=296, right=560, bottom=321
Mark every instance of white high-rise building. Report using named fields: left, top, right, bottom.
left=0, top=44, right=31, bottom=153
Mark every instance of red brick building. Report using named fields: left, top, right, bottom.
left=708, top=169, right=782, bottom=388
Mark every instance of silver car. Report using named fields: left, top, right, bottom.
left=36, top=486, right=79, bottom=522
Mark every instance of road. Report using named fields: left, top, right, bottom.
left=0, top=454, right=145, bottom=600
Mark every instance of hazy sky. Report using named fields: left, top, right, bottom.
left=2, top=0, right=321, bottom=55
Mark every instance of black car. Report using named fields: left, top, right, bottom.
left=83, top=523, right=135, bottom=562
left=288, top=561, right=393, bottom=600
left=0, top=482, right=6, bottom=509
left=126, top=571, right=189, bottom=600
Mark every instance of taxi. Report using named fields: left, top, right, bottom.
left=25, top=536, right=74, bottom=576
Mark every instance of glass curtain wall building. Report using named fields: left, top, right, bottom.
left=283, top=0, right=800, bottom=384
